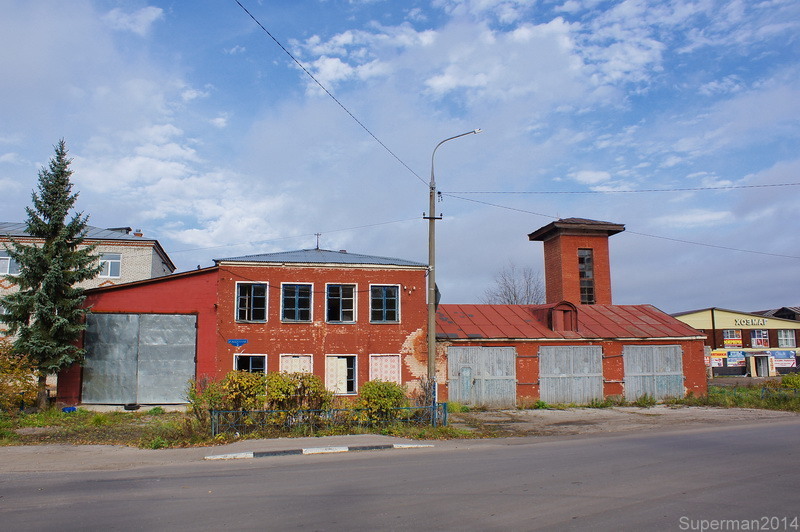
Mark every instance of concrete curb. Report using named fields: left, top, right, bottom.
left=205, top=443, right=434, bottom=461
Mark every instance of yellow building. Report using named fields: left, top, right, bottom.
left=673, top=308, right=800, bottom=376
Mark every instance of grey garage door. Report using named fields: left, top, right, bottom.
left=82, top=313, right=197, bottom=404
left=447, top=346, right=517, bottom=408
left=539, top=346, right=603, bottom=404
left=623, top=345, right=684, bottom=401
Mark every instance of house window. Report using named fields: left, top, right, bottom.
left=327, top=284, right=355, bottom=323
left=99, top=253, right=121, bottom=278
left=369, top=354, right=402, bottom=384
left=723, top=329, right=742, bottom=348
left=370, top=285, right=399, bottom=323
left=282, top=283, right=312, bottom=322
left=235, top=354, right=266, bottom=373
left=751, top=330, right=769, bottom=348
left=326, top=355, right=357, bottom=394
left=778, top=330, right=796, bottom=348
left=280, top=354, right=313, bottom=373
left=236, top=282, right=268, bottom=322
left=577, top=248, right=595, bottom=305
left=0, top=250, right=20, bottom=275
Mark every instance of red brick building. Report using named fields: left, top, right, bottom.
left=437, top=218, right=708, bottom=407
left=59, top=249, right=429, bottom=405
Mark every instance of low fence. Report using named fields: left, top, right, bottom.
left=760, top=387, right=800, bottom=400
left=211, top=403, right=448, bottom=437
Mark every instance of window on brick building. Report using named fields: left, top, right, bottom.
left=751, top=329, right=769, bottom=348
left=370, top=285, right=399, bottom=323
left=236, top=282, right=267, bottom=322
left=99, top=253, right=121, bottom=278
left=327, top=284, right=355, bottom=323
left=1, top=250, right=21, bottom=275
left=280, top=354, right=313, bottom=373
left=235, top=354, right=266, bottom=373
left=326, top=355, right=357, bottom=394
left=778, top=330, right=796, bottom=348
left=282, top=283, right=312, bottom=322
left=577, top=248, right=595, bottom=305
left=723, top=329, right=742, bottom=348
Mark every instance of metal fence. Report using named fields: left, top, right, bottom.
left=760, top=387, right=800, bottom=400
left=211, top=403, right=448, bottom=437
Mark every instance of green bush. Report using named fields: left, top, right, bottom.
left=223, top=370, right=267, bottom=411
left=186, top=375, right=229, bottom=431
left=356, top=380, right=410, bottom=422
left=265, top=372, right=332, bottom=412
left=447, top=402, right=469, bottom=413
left=781, top=373, right=800, bottom=389
left=0, top=338, right=39, bottom=413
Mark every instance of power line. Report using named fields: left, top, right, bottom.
left=232, top=0, right=427, bottom=186
left=442, top=193, right=800, bottom=260
left=443, top=182, right=800, bottom=195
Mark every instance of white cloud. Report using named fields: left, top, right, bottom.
left=570, top=170, right=611, bottom=184
left=653, top=209, right=732, bottom=228
left=103, top=7, right=164, bottom=36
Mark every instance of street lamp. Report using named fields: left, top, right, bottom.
left=426, top=128, right=482, bottom=405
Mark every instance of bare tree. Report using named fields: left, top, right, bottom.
left=481, top=261, right=545, bottom=305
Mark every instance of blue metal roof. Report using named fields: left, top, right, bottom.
left=215, top=248, right=427, bottom=268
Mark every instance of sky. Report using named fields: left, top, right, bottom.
left=1, top=0, right=798, bottom=314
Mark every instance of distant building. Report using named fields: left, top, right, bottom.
left=437, top=218, right=708, bottom=408
left=672, top=307, right=800, bottom=376
left=751, top=307, right=800, bottom=322
left=1, top=222, right=175, bottom=322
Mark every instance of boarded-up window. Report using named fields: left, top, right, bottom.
left=326, top=355, right=356, bottom=394
left=280, top=354, right=313, bottom=373
left=369, top=354, right=401, bottom=383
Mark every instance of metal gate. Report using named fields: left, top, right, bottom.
left=539, top=346, right=603, bottom=404
left=623, top=345, right=684, bottom=400
left=82, top=313, right=197, bottom=404
left=447, top=346, right=516, bottom=408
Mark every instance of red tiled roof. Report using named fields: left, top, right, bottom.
left=437, top=303, right=704, bottom=340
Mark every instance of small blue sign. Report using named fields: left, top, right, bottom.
left=227, top=339, right=248, bottom=347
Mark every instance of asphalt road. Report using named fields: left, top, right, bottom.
left=2, top=421, right=799, bottom=531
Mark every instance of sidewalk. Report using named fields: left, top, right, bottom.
left=0, top=434, right=436, bottom=473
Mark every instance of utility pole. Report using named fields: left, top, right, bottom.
left=425, top=129, right=482, bottom=405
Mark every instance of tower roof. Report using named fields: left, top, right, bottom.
left=528, top=218, right=625, bottom=241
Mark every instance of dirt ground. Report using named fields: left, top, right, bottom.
left=448, top=405, right=800, bottom=437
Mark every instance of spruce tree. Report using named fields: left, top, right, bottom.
left=0, top=140, right=100, bottom=409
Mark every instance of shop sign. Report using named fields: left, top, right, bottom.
left=726, top=351, right=746, bottom=367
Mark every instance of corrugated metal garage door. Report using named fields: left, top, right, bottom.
left=539, top=346, right=603, bottom=404
left=82, top=313, right=197, bottom=404
left=447, top=346, right=516, bottom=408
left=623, top=345, right=684, bottom=401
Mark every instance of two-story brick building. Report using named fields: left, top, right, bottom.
left=672, top=307, right=800, bottom=376
left=58, top=249, right=430, bottom=405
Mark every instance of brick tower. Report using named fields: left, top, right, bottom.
left=528, top=218, right=625, bottom=305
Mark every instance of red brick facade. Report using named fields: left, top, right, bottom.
left=529, top=218, right=624, bottom=305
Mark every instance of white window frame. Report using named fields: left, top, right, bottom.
left=751, top=329, right=769, bottom=348
left=777, top=330, right=797, bottom=348
left=369, top=284, right=401, bottom=324
left=369, top=354, right=402, bottom=384
left=279, top=354, right=313, bottom=373
left=235, top=281, right=269, bottom=323
left=234, top=354, right=267, bottom=373
left=280, top=282, right=313, bottom=322
left=326, top=354, right=357, bottom=395
left=325, top=283, right=357, bottom=323
left=0, top=250, right=20, bottom=276
left=99, top=252, right=122, bottom=278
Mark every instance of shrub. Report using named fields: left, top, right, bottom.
left=356, top=380, right=410, bottom=422
left=265, top=372, right=332, bottom=412
left=781, top=373, right=800, bottom=389
left=223, top=370, right=267, bottom=411
left=186, top=375, right=229, bottom=431
left=447, top=402, right=469, bottom=413
left=0, top=338, right=39, bottom=413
